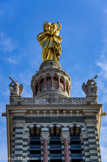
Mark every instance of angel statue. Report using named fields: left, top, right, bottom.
left=9, top=76, right=24, bottom=96
left=82, top=76, right=98, bottom=96
left=37, top=21, right=62, bottom=62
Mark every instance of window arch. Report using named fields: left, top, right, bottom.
left=49, top=124, right=63, bottom=162
left=40, top=78, right=44, bottom=92
left=60, top=77, right=64, bottom=91
left=53, top=76, right=58, bottom=89
left=69, top=125, right=83, bottom=162
left=29, top=125, right=42, bottom=162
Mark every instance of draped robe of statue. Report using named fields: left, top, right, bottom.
left=37, top=30, right=62, bottom=62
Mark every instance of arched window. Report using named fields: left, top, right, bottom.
left=49, top=125, right=63, bottom=162
left=53, top=76, right=58, bottom=89
left=35, top=84, right=38, bottom=95
left=46, top=76, right=51, bottom=90
left=40, top=79, right=44, bottom=92
left=60, top=78, right=64, bottom=91
left=70, top=126, right=83, bottom=162
left=29, top=125, right=41, bottom=162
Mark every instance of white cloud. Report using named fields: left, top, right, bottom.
left=0, top=32, right=17, bottom=52
left=6, top=56, right=21, bottom=64
left=71, top=80, right=85, bottom=97
left=96, top=60, right=107, bottom=79
left=97, top=79, right=107, bottom=106
left=96, top=9, right=107, bottom=79
left=100, top=145, right=107, bottom=161
left=100, top=9, right=107, bottom=58
left=7, top=58, right=17, bottom=64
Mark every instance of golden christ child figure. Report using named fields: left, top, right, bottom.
left=37, top=21, right=62, bottom=62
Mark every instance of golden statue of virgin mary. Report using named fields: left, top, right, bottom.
left=37, top=21, right=62, bottom=62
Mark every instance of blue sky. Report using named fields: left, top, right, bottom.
left=0, top=0, right=107, bottom=161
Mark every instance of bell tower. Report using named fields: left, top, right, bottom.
left=31, top=60, right=71, bottom=99
left=4, top=21, right=105, bottom=162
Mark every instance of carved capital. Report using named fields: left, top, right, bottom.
left=61, top=128, right=69, bottom=139
left=41, top=128, right=49, bottom=140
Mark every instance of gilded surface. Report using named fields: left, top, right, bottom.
left=37, top=21, right=62, bottom=62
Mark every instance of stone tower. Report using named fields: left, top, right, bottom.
left=3, top=22, right=105, bottom=162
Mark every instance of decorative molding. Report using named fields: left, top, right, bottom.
left=10, top=96, right=91, bottom=105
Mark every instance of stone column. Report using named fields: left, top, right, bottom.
left=38, top=81, right=40, bottom=92
left=62, top=128, right=70, bottom=162
left=44, top=78, right=47, bottom=89
left=51, top=76, right=54, bottom=88
left=67, top=85, right=69, bottom=95
left=58, top=76, right=60, bottom=88
left=64, top=80, right=66, bottom=92
left=41, top=128, right=49, bottom=162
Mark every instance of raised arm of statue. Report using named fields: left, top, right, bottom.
left=57, top=22, right=62, bottom=31
left=87, top=75, right=98, bottom=87
left=9, top=76, right=19, bottom=85
left=50, top=22, right=62, bottom=36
